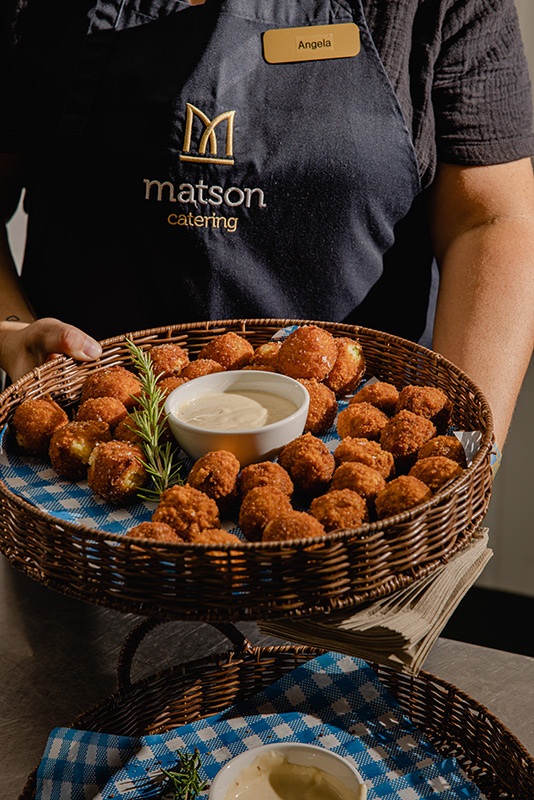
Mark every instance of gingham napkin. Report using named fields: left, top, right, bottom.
left=36, top=652, right=484, bottom=800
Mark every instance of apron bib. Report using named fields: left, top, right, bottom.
left=21, top=0, right=430, bottom=341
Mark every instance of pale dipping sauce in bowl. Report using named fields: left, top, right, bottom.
left=224, top=750, right=361, bottom=800
left=164, top=371, right=309, bottom=466
left=176, top=390, right=298, bottom=431
left=209, top=743, right=366, bottom=800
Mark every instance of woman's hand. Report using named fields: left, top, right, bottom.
left=0, top=318, right=102, bottom=382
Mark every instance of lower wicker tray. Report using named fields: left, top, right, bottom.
left=19, top=621, right=534, bottom=800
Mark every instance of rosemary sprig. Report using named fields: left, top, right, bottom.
left=124, top=338, right=184, bottom=502
left=160, top=748, right=208, bottom=800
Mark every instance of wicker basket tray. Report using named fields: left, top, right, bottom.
left=0, top=319, right=493, bottom=620
left=18, top=620, right=534, bottom=800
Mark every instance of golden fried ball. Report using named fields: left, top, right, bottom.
left=238, top=485, right=293, bottom=542
left=333, top=437, right=395, bottom=479
left=380, top=410, right=436, bottom=470
left=409, top=456, right=463, bottom=492
left=298, top=379, right=338, bottom=435
left=331, top=462, right=386, bottom=507
left=263, top=511, right=326, bottom=542
left=337, top=402, right=390, bottom=441
left=156, top=375, right=190, bottom=398
left=239, top=461, right=294, bottom=499
left=76, top=397, right=128, bottom=431
left=324, top=337, right=365, bottom=396
left=87, top=440, right=148, bottom=504
left=186, top=450, right=240, bottom=509
left=198, top=331, right=254, bottom=370
left=152, top=484, right=220, bottom=538
left=189, top=529, right=243, bottom=545
left=349, top=381, right=399, bottom=416
left=127, top=521, right=184, bottom=543
left=278, top=432, right=335, bottom=494
left=113, top=417, right=143, bottom=444
left=417, top=435, right=467, bottom=467
left=309, top=489, right=369, bottom=532
left=181, top=359, right=226, bottom=380
left=250, top=342, right=281, bottom=369
left=375, top=475, right=433, bottom=519
left=275, top=325, right=338, bottom=381
left=10, top=394, right=69, bottom=456
left=149, top=343, right=189, bottom=378
left=49, top=420, right=112, bottom=481
left=395, top=385, right=453, bottom=432
left=80, top=366, right=142, bottom=410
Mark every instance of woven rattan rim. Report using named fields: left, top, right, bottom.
left=0, top=319, right=494, bottom=619
left=17, top=620, right=534, bottom=800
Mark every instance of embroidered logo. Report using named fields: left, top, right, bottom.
left=180, top=103, right=236, bottom=166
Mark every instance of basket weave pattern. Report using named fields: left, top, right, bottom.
left=0, top=320, right=493, bottom=620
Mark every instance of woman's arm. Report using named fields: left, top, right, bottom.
left=0, top=152, right=101, bottom=381
left=429, top=158, right=534, bottom=449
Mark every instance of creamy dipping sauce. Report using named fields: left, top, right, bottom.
left=223, top=751, right=363, bottom=800
left=175, top=390, right=298, bottom=431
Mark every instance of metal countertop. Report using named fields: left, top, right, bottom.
left=1, top=557, right=533, bottom=799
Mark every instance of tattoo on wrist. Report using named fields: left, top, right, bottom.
left=5, top=316, right=20, bottom=321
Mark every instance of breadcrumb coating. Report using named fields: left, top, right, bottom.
left=337, top=401, right=389, bottom=441
left=324, top=337, right=365, bottom=396
left=80, top=366, right=142, bottom=410
left=333, top=437, right=395, bottom=479
left=10, top=394, right=69, bottom=456
left=375, top=475, right=432, bottom=519
left=278, top=432, right=335, bottom=494
left=239, top=461, right=294, bottom=498
left=349, top=381, right=399, bottom=416
left=263, top=510, right=326, bottom=542
left=152, top=484, right=220, bottom=538
left=76, top=397, right=128, bottom=430
left=238, top=485, right=292, bottom=541
left=198, top=332, right=254, bottom=370
left=149, top=343, right=189, bottom=378
left=49, top=420, right=112, bottom=480
left=275, top=325, right=337, bottom=381
left=309, top=488, right=369, bottom=531
left=88, top=440, right=148, bottom=504
left=298, top=379, right=338, bottom=435
left=409, top=455, right=463, bottom=492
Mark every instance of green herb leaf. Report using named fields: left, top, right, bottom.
left=124, top=338, right=184, bottom=502
left=161, top=748, right=208, bottom=800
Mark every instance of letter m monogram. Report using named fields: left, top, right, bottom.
left=181, top=103, right=236, bottom=165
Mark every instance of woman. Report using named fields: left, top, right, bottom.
left=1, top=0, right=534, bottom=450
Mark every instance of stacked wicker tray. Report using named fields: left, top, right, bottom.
left=18, top=621, right=534, bottom=800
left=0, top=319, right=493, bottom=620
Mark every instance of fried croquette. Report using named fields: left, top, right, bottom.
left=198, top=331, right=254, bottom=370
left=309, top=488, right=369, bottom=531
left=80, top=366, right=142, bottom=410
left=189, top=529, right=243, bottom=545
left=337, top=401, right=390, bottom=441
left=375, top=475, right=433, bottom=519
left=10, top=394, right=69, bottom=456
left=395, top=384, right=452, bottom=432
left=181, top=359, right=226, bottom=380
left=49, top=420, right=112, bottom=480
left=333, top=437, right=395, bottom=479
left=298, top=379, right=338, bottom=435
left=324, top=337, right=365, bottom=396
left=239, top=461, right=294, bottom=498
left=127, top=521, right=184, bottom=543
left=250, top=342, right=281, bottom=369
left=238, top=485, right=292, bottom=541
left=349, top=381, right=399, bottom=416
left=263, top=510, right=326, bottom=542
left=76, top=397, right=128, bottom=430
left=278, top=432, right=335, bottom=494
left=380, top=410, right=436, bottom=471
left=149, top=343, right=189, bottom=378
left=152, top=484, right=220, bottom=538
left=275, top=325, right=338, bottom=381
left=157, top=375, right=189, bottom=398
left=417, top=435, right=467, bottom=467
left=186, top=449, right=240, bottom=509
left=331, top=462, right=386, bottom=508
left=87, top=440, right=148, bottom=504
left=113, top=417, right=144, bottom=444
left=409, top=455, right=463, bottom=492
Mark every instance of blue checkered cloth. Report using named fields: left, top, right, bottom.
left=36, top=652, right=483, bottom=800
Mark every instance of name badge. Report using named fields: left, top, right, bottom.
left=263, top=23, right=360, bottom=64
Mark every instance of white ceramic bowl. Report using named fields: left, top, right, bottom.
left=164, top=370, right=309, bottom=467
left=209, top=742, right=367, bottom=800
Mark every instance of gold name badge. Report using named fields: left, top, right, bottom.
left=263, top=23, right=360, bottom=64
